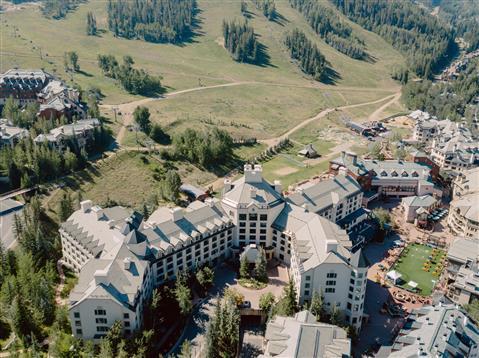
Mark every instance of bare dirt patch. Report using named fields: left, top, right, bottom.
left=275, top=166, right=298, bottom=176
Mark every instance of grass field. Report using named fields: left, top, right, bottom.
left=393, top=244, right=446, bottom=296
left=43, top=151, right=217, bottom=218
left=1, top=0, right=404, bottom=94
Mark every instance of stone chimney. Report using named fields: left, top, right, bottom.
left=244, top=164, right=263, bottom=183
left=273, top=180, right=282, bottom=194
left=223, top=178, right=233, bottom=193
left=170, top=207, right=183, bottom=222
left=94, top=269, right=109, bottom=286
left=80, top=200, right=93, bottom=213
left=204, top=197, right=216, bottom=207
left=250, top=187, right=257, bottom=199
left=92, top=206, right=104, bottom=220
left=331, top=191, right=340, bottom=206
left=325, top=239, right=338, bottom=253
left=123, top=257, right=131, bottom=270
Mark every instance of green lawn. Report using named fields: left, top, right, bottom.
left=393, top=244, right=446, bottom=296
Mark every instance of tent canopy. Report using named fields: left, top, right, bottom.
left=407, top=281, right=418, bottom=289
left=387, top=270, right=402, bottom=282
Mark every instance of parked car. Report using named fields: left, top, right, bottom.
left=239, top=301, right=251, bottom=309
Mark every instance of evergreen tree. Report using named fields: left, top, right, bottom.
left=58, top=191, right=74, bottom=222
left=133, top=106, right=152, bottom=134
left=86, top=11, right=97, bottom=36
left=160, top=170, right=182, bottom=202
left=285, top=28, right=325, bottom=80
left=97, top=54, right=162, bottom=95
left=107, top=0, right=197, bottom=43
left=259, top=292, right=275, bottom=316
left=64, top=51, right=80, bottom=72
left=174, top=272, right=192, bottom=316
left=309, top=291, right=323, bottom=321
left=330, top=304, right=342, bottom=326
left=279, top=278, right=298, bottom=316
left=289, top=0, right=366, bottom=59
left=254, top=247, right=268, bottom=283
left=330, top=0, right=455, bottom=77
left=239, top=255, right=249, bottom=279
left=196, top=266, right=214, bottom=292
left=222, top=19, right=259, bottom=63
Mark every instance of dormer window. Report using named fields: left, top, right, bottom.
left=401, top=171, right=409, bottom=177
left=391, top=171, right=398, bottom=177
left=412, top=171, right=419, bottom=177
left=380, top=171, right=387, bottom=177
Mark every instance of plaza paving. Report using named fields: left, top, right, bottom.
left=173, top=262, right=289, bottom=357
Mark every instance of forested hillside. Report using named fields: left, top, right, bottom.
left=289, top=0, right=366, bottom=60
left=429, top=0, right=479, bottom=52
left=331, top=0, right=455, bottom=78
left=402, top=59, right=479, bottom=121
left=107, top=0, right=196, bottom=43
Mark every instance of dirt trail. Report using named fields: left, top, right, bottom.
left=107, top=81, right=255, bottom=144
left=367, top=91, right=402, bottom=122
left=260, top=92, right=399, bottom=147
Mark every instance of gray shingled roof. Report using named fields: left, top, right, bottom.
left=287, top=175, right=361, bottom=213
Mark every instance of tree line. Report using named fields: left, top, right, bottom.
left=107, top=0, right=196, bottom=43
left=222, top=19, right=259, bottom=63
left=42, top=0, right=83, bottom=19
left=0, top=197, right=60, bottom=349
left=172, top=127, right=234, bottom=168
left=289, top=0, right=367, bottom=60
left=252, top=0, right=276, bottom=20
left=285, top=28, right=325, bottom=81
left=402, top=58, right=479, bottom=121
left=97, top=54, right=162, bottom=95
left=330, top=0, right=455, bottom=78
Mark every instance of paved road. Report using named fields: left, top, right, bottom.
left=0, top=200, right=24, bottom=250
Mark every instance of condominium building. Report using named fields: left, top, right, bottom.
left=64, top=165, right=368, bottom=339
left=0, top=119, right=28, bottom=148
left=0, top=68, right=86, bottom=118
left=0, top=69, right=51, bottom=105
left=261, top=310, right=351, bottom=358
left=380, top=304, right=479, bottom=358
left=329, top=151, right=441, bottom=201
left=411, top=112, right=479, bottom=172
left=446, top=237, right=479, bottom=305
left=34, top=118, right=100, bottom=151
left=60, top=201, right=144, bottom=273
left=448, top=167, right=479, bottom=238
left=286, top=174, right=368, bottom=235
left=401, top=194, right=439, bottom=223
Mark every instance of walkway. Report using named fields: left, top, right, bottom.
left=54, top=260, right=67, bottom=306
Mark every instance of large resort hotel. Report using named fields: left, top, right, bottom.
left=61, top=165, right=368, bottom=339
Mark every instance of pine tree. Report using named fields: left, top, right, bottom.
left=280, top=278, right=298, bottom=316
left=58, top=191, right=74, bottom=222
left=175, top=273, right=192, bottom=316
left=239, top=255, right=249, bottom=279
left=86, top=11, right=97, bottom=36
left=254, top=247, right=268, bottom=283
left=309, top=291, right=323, bottom=321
